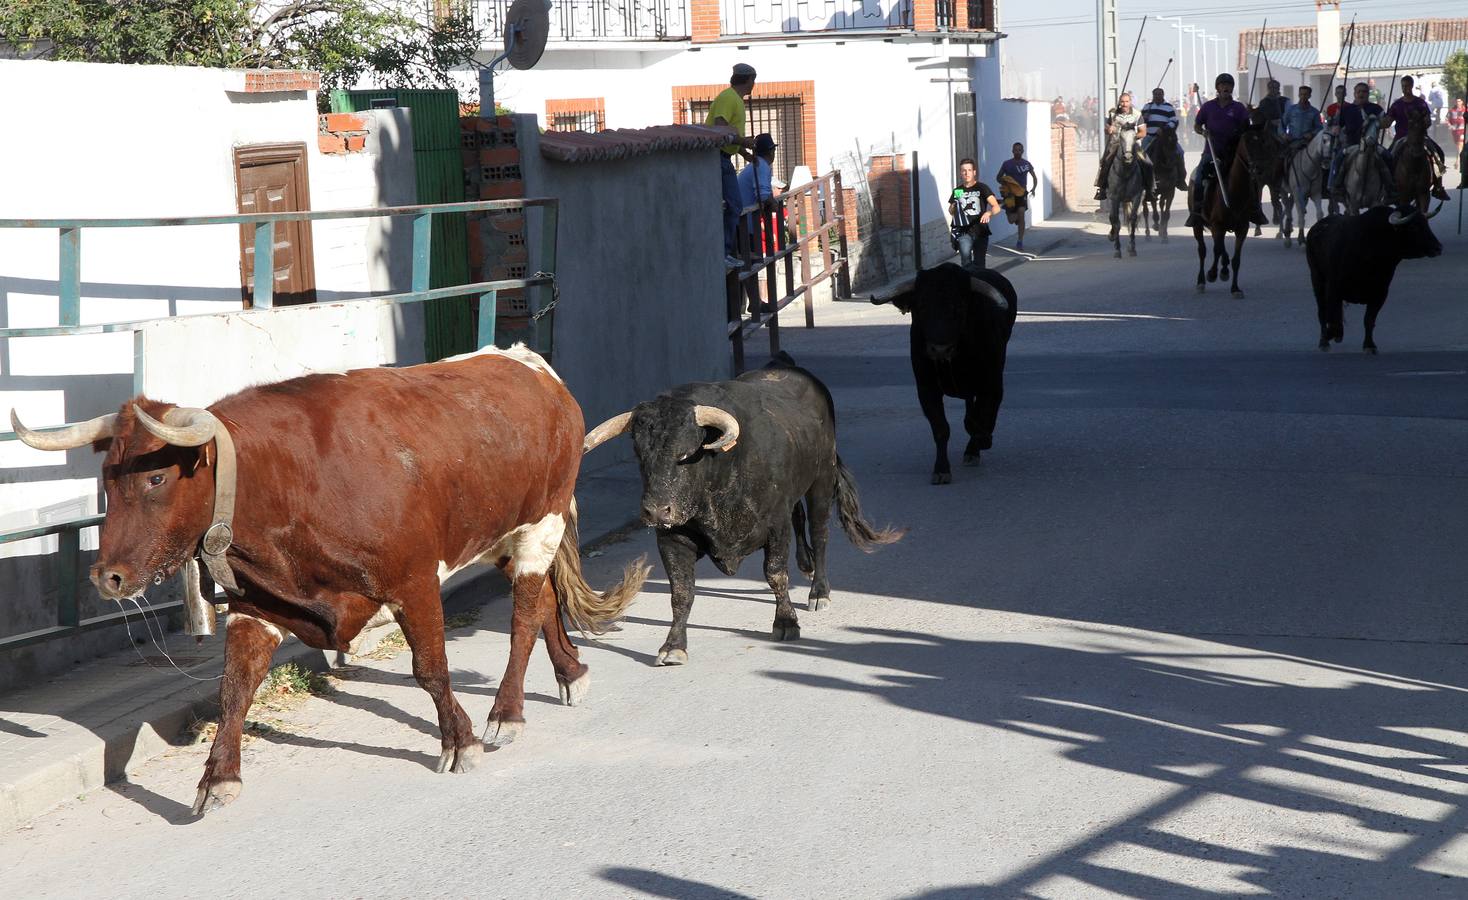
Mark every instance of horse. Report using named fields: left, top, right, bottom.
left=1338, top=115, right=1391, bottom=215
left=1392, top=109, right=1439, bottom=216
left=1281, top=129, right=1334, bottom=248
left=1142, top=125, right=1185, bottom=242
left=1106, top=125, right=1148, bottom=258
left=1190, top=124, right=1281, bottom=297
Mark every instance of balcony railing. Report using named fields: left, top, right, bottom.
left=469, top=0, right=688, bottom=41
left=722, top=0, right=911, bottom=36
left=937, top=0, right=991, bottom=30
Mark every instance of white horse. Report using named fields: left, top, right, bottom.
left=1281, top=129, right=1334, bottom=248
left=1338, top=116, right=1391, bottom=215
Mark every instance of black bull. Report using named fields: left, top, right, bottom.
left=873, top=264, right=1019, bottom=484
left=582, top=356, right=902, bottom=664
left=1305, top=206, right=1442, bottom=354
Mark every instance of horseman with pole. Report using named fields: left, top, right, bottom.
left=1184, top=71, right=1267, bottom=229
left=1383, top=74, right=1451, bottom=204
left=1094, top=16, right=1154, bottom=204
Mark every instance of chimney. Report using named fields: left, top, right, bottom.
left=1316, top=0, right=1341, bottom=65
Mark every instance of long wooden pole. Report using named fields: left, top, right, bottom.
left=1247, top=19, right=1268, bottom=106
left=1322, top=15, right=1355, bottom=123
left=1384, top=28, right=1407, bottom=111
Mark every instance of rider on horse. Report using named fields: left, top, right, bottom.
left=1141, top=87, right=1188, bottom=185
left=1094, top=92, right=1153, bottom=202
left=1328, top=82, right=1388, bottom=201
left=1281, top=85, right=1324, bottom=167
left=1184, top=73, right=1269, bottom=228
left=1383, top=76, right=1451, bottom=202
left=1257, top=80, right=1288, bottom=138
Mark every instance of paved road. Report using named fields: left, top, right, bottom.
left=3, top=208, right=1466, bottom=898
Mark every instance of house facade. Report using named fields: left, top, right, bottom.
left=456, top=1, right=1055, bottom=287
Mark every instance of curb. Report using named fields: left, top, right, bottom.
left=0, top=513, right=640, bottom=833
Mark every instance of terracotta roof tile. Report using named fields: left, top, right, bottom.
left=539, top=124, right=736, bottom=163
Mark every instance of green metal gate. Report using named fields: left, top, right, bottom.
left=330, top=89, right=473, bottom=361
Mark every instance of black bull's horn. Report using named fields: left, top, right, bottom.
left=584, top=406, right=740, bottom=454
left=10, top=409, right=118, bottom=451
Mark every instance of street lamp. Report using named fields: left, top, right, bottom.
left=1183, top=25, right=1200, bottom=96
left=1194, top=27, right=1209, bottom=84
left=1156, top=15, right=1184, bottom=103
left=1210, top=36, right=1227, bottom=84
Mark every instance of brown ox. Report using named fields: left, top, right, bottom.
left=10, top=344, right=647, bottom=816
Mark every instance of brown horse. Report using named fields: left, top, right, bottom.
left=1191, top=125, right=1281, bottom=297
left=1393, top=109, right=1437, bottom=216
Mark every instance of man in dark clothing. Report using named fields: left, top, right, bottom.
left=1186, top=73, right=1267, bottom=227
left=949, top=158, right=1002, bottom=268
left=1257, top=80, right=1287, bottom=137
left=1330, top=82, right=1385, bottom=198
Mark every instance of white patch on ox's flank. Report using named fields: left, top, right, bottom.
left=485, top=511, right=566, bottom=578
left=226, top=611, right=288, bottom=643
left=443, top=342, right=564, bottom=383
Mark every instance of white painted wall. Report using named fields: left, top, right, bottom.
left=0, top=60, right=418, bottom=687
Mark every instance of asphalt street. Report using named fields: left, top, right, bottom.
left=2, top=203, right=1466, bottom=898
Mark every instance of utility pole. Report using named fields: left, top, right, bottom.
left=1195, top=28, right=1208, bottom=84
left=1157, top=15, right=1184, bottom=102
left=1097, top=0, right=1120, bottom=149
left=1210, top=36, right=1226, bottom=83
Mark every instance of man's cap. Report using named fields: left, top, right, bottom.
left=733, top=63, right=757, bottom=77
left=753, top=133, right=777, bottom=154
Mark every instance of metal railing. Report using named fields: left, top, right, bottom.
left=0, top=197, right=559, bottom=650
left=937, top=0, right=991, bottom=30
left=722, top=0, right=911, bottom=37
left=470, top=0, right=688, bottom=41
left=727, top=172, right=850, bottom=372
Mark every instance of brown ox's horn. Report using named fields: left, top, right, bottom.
left=693, top=405, right=740, bottom=453
left=132, top=405, right=219, bottom=447
left=9, top=409, right=117, bottom=451
left=583, top=411, right=633, bottom=453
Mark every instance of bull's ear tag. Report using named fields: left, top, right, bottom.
left=193, top=443, right=213, bottom=473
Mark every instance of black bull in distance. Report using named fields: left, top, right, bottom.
left=582, top=356, right=903, bottom=664
left=873, top=263, right=1019, bottom=484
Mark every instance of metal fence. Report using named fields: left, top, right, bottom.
left=0, top=197, right=558, bottom=651
left=469, top=0, right=688, bottom=40
left=727, top=172, right=851, bottom=372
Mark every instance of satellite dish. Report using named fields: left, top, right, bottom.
left=504, top=0, right=550, bottom=71
left=481, top=0, right=549, bottom=114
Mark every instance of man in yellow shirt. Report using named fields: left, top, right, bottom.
left=706, top=63, right=758, bottom=266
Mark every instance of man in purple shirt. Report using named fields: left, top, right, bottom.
left=1384, top=75, right=1450, bottom=201
left=1186, top=73, right=1267, bottom=227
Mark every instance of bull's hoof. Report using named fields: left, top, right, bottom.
left=482, top=716, right=524, bottom=748
left=1113, top=250, right=1122, bottom=259
left=1318, top=342, right=1330, bottom=352
left=1283, top=238, right=1292, bottom=248
left=1364, top=346, right=1378, bottom=355
left=655, top=648, right=688, bottom=666
left=1127, top=247, right=1137, bottom=257
left=557, top=670, right=591, bottom=707
left=191, top=778, right=242, bottom=817
left=808, top=593, right=830, bottom=612
left=1196, top=285, right=1205, bottom=294
left=1161, top=235, right=1169, bottom=243
left=1232, top=290, right=1245, bottom=298
left=437, top=742, right=482, bottom=774
left=772, top=620, right=801, bottom=641
left=931, top=471, right=952, bottom=485
left=962, top=453, right=981, bottom=466
left=1207, top=271, right=1218, bottom=283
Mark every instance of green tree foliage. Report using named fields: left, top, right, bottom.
left=1444, top=50, right=1468, bottom=105
left=0, top=1, right=481, bottom=96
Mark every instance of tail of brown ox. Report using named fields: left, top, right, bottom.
left=552, top=502, right=651, bottom=635
left=833, top=455, right=905, bottom=551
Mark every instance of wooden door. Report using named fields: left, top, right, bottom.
left=235, top=144, right=316, bottom=307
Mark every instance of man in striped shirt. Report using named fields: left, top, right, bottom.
left=1140, top=88, right=1179, bottom=151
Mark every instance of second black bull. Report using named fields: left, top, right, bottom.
left=582, top=355, right=903, bottom=665
left=873, top=263, right=1019, bottom=484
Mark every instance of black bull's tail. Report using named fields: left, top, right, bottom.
left=834, top=455, right=905, bottom=551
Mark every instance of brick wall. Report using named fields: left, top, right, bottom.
left=1049, top=120, right=1078, bottom=213
left=691, top=0, right=720, bottom=42
left=867, top=153, right=913, bottom=231
left=460, top=116, right=528, bottom=319
left=244, top=70, right=319, bottom=93
left=913, top=0, right=936, bottom=31
left=318, top=113, right=370, bottom=154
